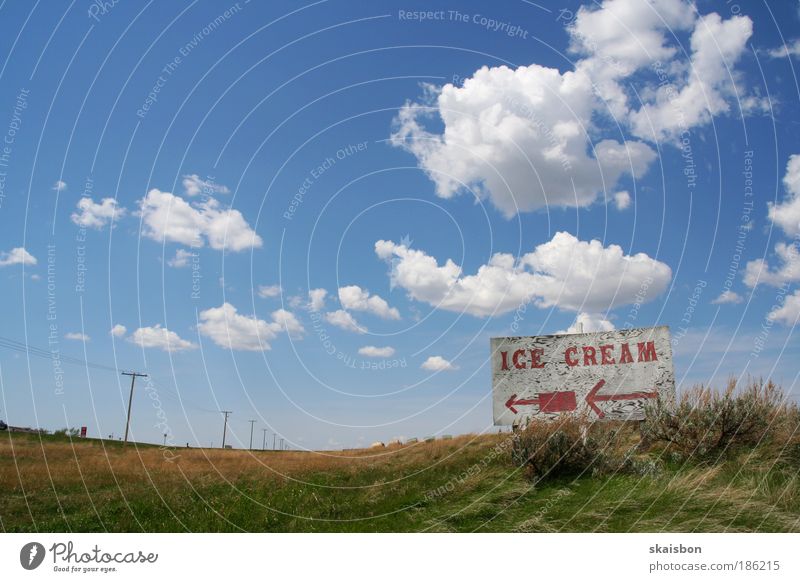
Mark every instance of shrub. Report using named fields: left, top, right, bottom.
left=511, top=416, right=637, bottom=482
left=641, top=378, right=795, bottom=462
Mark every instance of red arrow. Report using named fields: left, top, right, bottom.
left=505, top=391, right=577, bottom=414
left=584, top=379, right=658, bottom=418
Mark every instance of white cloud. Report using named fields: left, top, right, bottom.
left=71, top=197, right=126, bottom=229
left=338, top=285, right=400, bottom=320
left=197, top=302, right=302, bottom=351
left=64, top=332, right=90, bottom=341
left=744, top=242, right=800, bottom=288
left=52, top=180, right=67, bottom=192
left=110, top=324, right=127, bottom=337
left=557, top=312, right=615, bottom=334
left=139, top=188, right=262, bottom=252
left=768, top=155, right=800, bottom=237
left=768, top=290, right=800, bottom=325
left=421, top=356, right=457, bottom=371
left=325, top=310, right=366, bottom=334
left=0, top=247, right=37, bottom=267
left=182, top=174, right=230, bottom=197
left=712, top=290, right=744, bottom=305
left=358, top=346, right=396, bottom=358
left=376, top=231, right=671, bottom=316
left=391, top=1, right=758, bottom=216
left=168, top=249, right=198, bottom=268
left=128, top=325, right=197, bottom=352
left=308, top=288, right=328, bottom=312
left=613, top=191, right=631, bottom=210
left=766, top=39, right=800, bottom=58
left=257, top=284, right=282, bottom=298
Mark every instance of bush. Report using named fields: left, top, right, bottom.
left=511, top=416, right=638, bottom=482
left=641, top=378, right=796, bottom=462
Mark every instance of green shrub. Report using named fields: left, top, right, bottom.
left=641, top=378, right=795, bottom=462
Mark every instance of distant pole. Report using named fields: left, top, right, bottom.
left=248, top=419, right=257, bottom=450
left=261, top=428, right=268, bottom=451
left=272, top=433, right=276, bottom=450
left=279, top=437, right=284, bottom=451
left=121, top=371, right=148, bottom=446
left=220, top=411, right=232, bottom=449
left=163, top=433, right=167, bottom=446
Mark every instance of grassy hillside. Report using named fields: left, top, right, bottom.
left=1, top=429, right=799, bottom=532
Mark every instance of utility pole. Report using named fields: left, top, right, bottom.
left=279, top=437, right=284, bottom=451
left=121, top=371, right=148, bottom=446
left=220, top=411, right=232, bottom=449
left=248, top=419, right=256, bottom=450
left=272, top=433, right=276, bottom=450
left=261, top=428, right=268, bottom=451
left=163, top=433, right=167, bottom=446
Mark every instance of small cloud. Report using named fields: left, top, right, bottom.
left=557, top=312, right=615, bottom=334
left=338, top=285, right=400, bottom=320
left=765, top=39, right=800, bottom=58
left=308, top=288, right=328, bottom=312
left=0, top=247, right=37, bottom=267
left=65, top=332, right=90, bottom=341
left=110, top=324, right=127, bottom=338
left=52, top=180, right=67, bottom=192
left=613, top=191, right=631, bottom=210
left=358, top=346, right=396, bottom=358
left=421, top=355, right=457, bottom=371
left=258, top=284, right=282, bottom=298
left=712, top=290, right=743, bottom=305
left=168, top=249, right=196, bottom=268
left=128, top=325, right=197, bottom=352
left=325, top=310, right=366, bottom=333
left=71, top=197, right=126, bottom=229
left=182, top=174, right=230, bottom=197
left=30, top=274, right=41, bottom=281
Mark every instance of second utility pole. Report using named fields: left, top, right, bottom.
left=220, top=411, right=232, bottom=449
left=121, top=371, right=148, bottom=446
left=248, top=419, right=256, bottom=450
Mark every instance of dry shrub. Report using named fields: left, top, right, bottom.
left=510, top=416, right=646, bottom=482
left=642, top=378, right=798, bottom=462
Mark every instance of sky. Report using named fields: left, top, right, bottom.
left=0, top=0, right=799, bottom=450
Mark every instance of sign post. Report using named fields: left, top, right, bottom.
left=491, top=326, right=675, bottom=425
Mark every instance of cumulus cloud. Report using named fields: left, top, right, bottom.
left=128, top=325, right=197, bottom=352
left=391, top=0, right=759, bottom=216
left=325, top=309, right=366, bottom=333
left=712, top=290, right=744, bottom=305
left=358, top=346, right=396, bottom=358
left=167, top=249, right=197, bottom=268
left=768, top=290, right=800, bottom=325
left=307, top=288, right=328, bottom=312
left=768, top=155, right=800, bottom=237
left=0, top=247, right=37, bottom=267
left=71, top=197, right=126, bottom=229
left=139, top=188, right=262, bottom=252
left=52, top=180, right=67, bottom=192
left=376, top=232, right=670, bottom=316
left=421, top=356, right=457, bottom=371
left=613, top=191, right=631, bottom=210
left=64, top=332, right=90, bottom=341
left=110, top=324, right=127, bottom=337
left=766, top=39, right=800, bottom=59
left=197, top=302, right=303, bottom=351
left=258, top=284, right=282, bottom=298
left=338, top=285, right=400, bottom=320
left=182, top=174, right=230, bottom=197
left=558, top=312, right=615, bottom=334
left=744, top=242, right=800, bottom=288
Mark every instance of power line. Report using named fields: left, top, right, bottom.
left=0, top=335, right=119, bottom=373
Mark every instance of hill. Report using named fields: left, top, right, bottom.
left=1, top=429, right=799, bottom=532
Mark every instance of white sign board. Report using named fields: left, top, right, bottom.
left=491, top=326, right=675, bottom=425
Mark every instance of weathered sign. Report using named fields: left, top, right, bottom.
left=491, top=326, right=675, bottom=425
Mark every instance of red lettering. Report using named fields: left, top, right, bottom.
left=619, top=343, right=633, bottom=364
left=500, top=351, right=509, bottom=371
left=512, top=349, right=527, bottom=369
left=637, top=341, right=658, bottom=362
left=582, top=346, right=597, bottom=366
left=600, top=344, right=615, bottom=365
left=565, top=347, right=579, bottom=366
left=530, top=349, right=545, bottom=368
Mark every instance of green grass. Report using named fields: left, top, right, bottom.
left=1, top=431, right=798, bottom=532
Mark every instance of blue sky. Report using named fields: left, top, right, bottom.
left=0, top=0, right=799, bottom=449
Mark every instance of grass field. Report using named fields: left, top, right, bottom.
left=2, top=429, right=799, bottom=532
